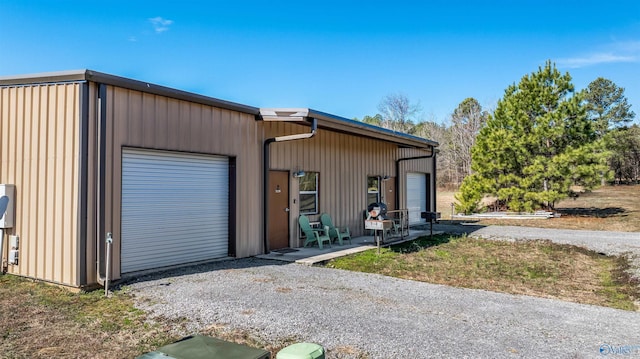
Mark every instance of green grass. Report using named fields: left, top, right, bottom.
left=0, top=275, right=179, bottom=358
left=0, top=275, right=317, bottom=358
left=327, top=235, right=640, bottom=311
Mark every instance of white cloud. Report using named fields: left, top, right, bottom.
left=128, top=36, right=138, bottom=42
left=557, top=53, right=636, bottom=68
left=149, top=17, right=174, bottom=33
left=557, top=39, right=640, bottom=69
left=615, top=40, right=640, bottom=52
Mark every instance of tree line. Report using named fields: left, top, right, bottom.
left=355, top=61, right=639, bottom=213
left=357, top=96, right=490, bottom=189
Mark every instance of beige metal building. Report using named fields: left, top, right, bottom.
left=0, top=70, right=438, bottom=289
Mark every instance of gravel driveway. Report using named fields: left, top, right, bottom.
left=130, top=233, right=640, bottom=359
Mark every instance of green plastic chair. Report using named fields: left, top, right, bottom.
left=320, top=213, right=352, bottom=245
left=299, top=215, right=332, bottom=249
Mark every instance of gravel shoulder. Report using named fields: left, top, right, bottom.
left=130, top=254, right=640, bottom=358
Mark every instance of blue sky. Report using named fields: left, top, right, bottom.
left=1, top=1, right=639, bottom=123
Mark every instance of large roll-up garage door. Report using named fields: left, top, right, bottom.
left=121, top=149, right=229, bottom=273
left=407, top=172, right=427, bottom=225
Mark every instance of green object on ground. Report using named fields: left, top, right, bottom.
left=299, top=215, right=332, bottom=249
left=137, top=335, right=270, bottom=359
left=320, top=213, right=352, bottom=245
left=276, top=342, right=325, bottom=359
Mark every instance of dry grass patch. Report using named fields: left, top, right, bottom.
left=437, top=190, right=458, bottom=219
left=331, top=345, right=371, bottom=358
left=328, top=235, right=639, bottom=311
left=0, top=275, right=181, bottom=358
left=0, top=276, right=305, bottom=359
left=201, top=323, right=298, bottom=355
left=439, top=185, right=640, bottom=232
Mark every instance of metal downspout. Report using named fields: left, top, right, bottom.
left=432, top=151, right=437, bottom=212
left=78, top=81, right=89, bottom=286
left=262, top=118, right=317, bottom=254
left=96, top=84, right=109, bottom=289
left=395, top=146, right=436, bottom=212
left=262, top=140, right=274, bottom=254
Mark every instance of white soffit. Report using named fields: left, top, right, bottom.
left=260, top=108, right=309, bottom=121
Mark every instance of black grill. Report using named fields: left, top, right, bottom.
left=367, top=202, right=388, bottom=218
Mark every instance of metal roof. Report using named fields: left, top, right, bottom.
left=0, top=70, right=438, bottom=149
left=0, top=69, right=260, bottom=115
left=308, top=109, right=438, bottom=148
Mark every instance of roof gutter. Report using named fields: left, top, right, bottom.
left=262, top=115, right=317, bottom=254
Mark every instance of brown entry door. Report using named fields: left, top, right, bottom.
left=383, top=177, right=396, bottom=211
left=268, top=171, right=290, bottom=250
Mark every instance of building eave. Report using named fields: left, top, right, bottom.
left=309, top=108, right=439, bottom=149
left=0, top=69, right=261, bottom=116
left=259, top=108, right=439, bottom=149
left=0, top=70, right=439, bottom=148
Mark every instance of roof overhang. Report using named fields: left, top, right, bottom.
left=259, top=108, right=309, bottom=121
left=0, top=69, right=260, bottom=115
left=0, top=70, right=439, bottom=149
left=260, top=107, right=438, bottom=149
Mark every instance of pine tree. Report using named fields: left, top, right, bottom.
left=584, top=77, right=635, bottom=137
left=456, top=61, right=609, bottom=213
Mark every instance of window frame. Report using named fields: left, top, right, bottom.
left=299, top=172, right=319, bottom=215
left=367, top=176, right=381, bottom=205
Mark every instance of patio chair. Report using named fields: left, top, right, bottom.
left=298, top=215, right=332, bottom=249
left=320, top=213, right=352, bottom=245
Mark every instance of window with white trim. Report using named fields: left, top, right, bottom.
left=299, top=172, right=319, bottom=214
left=367, top=176, right=380, bottom=205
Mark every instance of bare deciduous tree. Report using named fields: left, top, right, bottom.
left=410, top=120, right=456, bottom=188
left=362, top=96, right=488, bottom=188
left=377, top=93, right=421, bottom=132
left=449, top=98, right=488, bottom=185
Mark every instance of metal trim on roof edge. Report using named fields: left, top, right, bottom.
left=0, top=69, right=260, bottom=115
left=0, top=69, right=438, bottom=148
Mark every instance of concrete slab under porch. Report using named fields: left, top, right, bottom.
left=257, top=228, right=444, bottom=265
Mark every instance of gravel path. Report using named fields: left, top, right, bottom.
left=130, top=255, right=640, bottom=358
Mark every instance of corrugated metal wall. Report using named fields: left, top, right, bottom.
left=95, top=86, right=262, bottom=280
left=263, top=121, right=433, bottom=244
left=0, top=83, right=80, bottom=286
left=398, top=147, right=436, bottom=211
left=0, top=79, right=435, bottom=286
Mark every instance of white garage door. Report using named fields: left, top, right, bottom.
left=121, top=149, right=229, bottom=273
left=407, top=172, right=427, bottom=225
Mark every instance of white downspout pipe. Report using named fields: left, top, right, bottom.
left=105, top=232, right=112, bottom=296
left=0, top=229, right=4, bottom=274
left=96, top=84, right=110, bottom=293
